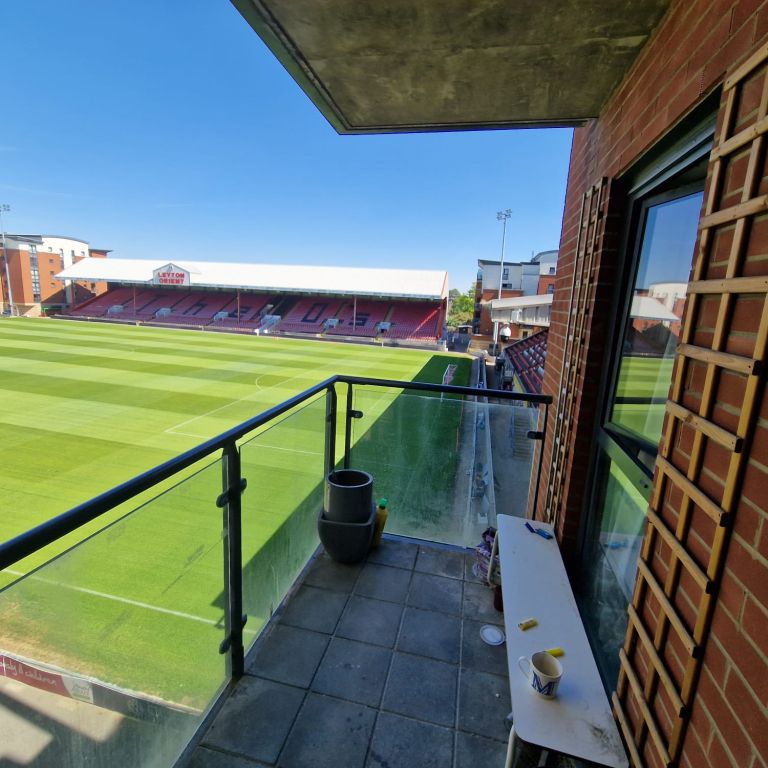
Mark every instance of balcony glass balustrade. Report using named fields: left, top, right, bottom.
left=0, top=376, right=549, bottom=768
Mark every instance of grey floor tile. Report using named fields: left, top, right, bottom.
left=464, top=553, right=486, bottom=583
left=187, top=746, right=270, bottom=768
left=367, top=537, right=418, bottom=569
left=278, top=692, right=375, bottom=768
left=366, top=712, right=453, bottom=768
left=397, top=607, right=461, bottom=664
left=355, top=562, right=412, bottom=603
left=458, top=668, right=511, bottom=742
left=461, top=619, right=509, bottom=676
left=336, top=595, right=403, bottom=648
left=247, top=624, right=329, bottom=688
left=407, top=572, right=463, bottom=615
left=382, top=652, right=457, bottom=727
left=312, top=637, right=392, bottom=707
left=279, top=584, right=348, bottom=634
left=462, top=581, right=504, bottom=625
left=304, top=551, right=363, bottom=592
left=415, top=546, right=465, bottom=579
left=202, top=676, right=304, bottom=764
left=455, top=731, right=509, bottom=768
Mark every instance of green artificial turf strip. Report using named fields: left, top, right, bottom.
left=0, top=317, right=469, bottom=702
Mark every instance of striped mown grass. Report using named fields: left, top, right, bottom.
left=0, top=317, right=470, bottom=702
left=0, top=318, right=454, bottom=544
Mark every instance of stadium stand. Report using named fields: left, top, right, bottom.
left=133, top=292, right=190, bottom=318
left=387, top=302, right=441, bottom=340
left=59, top=251, right=448, bottom=347
left=66, top=286, right=444, bottom=343
left=503, top=329, right=548, bottom=393
left=326, top=300, right=392, bottom=337
left=161, top=292, right=237, bottom=323
left=68, top=287, right=140, bottom=317
left=276, top=297, right=344, bottom=334
left=211, top=295, right=278, bottom=331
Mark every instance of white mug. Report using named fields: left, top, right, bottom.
left=517, top=651, right=562, bottom=699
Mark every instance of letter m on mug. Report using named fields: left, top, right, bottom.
left=532, top=672, right=556, bottom=697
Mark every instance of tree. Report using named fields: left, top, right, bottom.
left=447, top=283, right=476, bottom=328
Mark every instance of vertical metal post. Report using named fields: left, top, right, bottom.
left=531, top=402, right=549, bottom=521
left=493, top=208, right=512, bottom=353
left=325, top=385, right=338, bottom=478
left=219, top=441, right=246, bottom=679
left=344, top=383, right=355, bottom=469
left=1, top=204, right=14, bottom=316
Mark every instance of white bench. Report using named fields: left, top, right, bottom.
left=493, top=515, right=628, bottom=768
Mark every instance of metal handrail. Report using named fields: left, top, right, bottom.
left=338, top=375, right=551, bottom=403
left=0, top=376, right=336, bottom=570
left=0, top=375, right=551, bottom=570
left=0, top=372, right=552, bottom=680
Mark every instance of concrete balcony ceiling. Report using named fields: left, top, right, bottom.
left=231, top=0, right=672, bottom=133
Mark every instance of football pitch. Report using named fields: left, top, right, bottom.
left=0, top=318, right=470, bottom=703
left=0, top=318, right=465, bottom=542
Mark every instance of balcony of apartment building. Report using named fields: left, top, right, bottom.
left=5, top=2, right=767, bottom=767
left=0, top=374, right=565, bottom=768
left=489, top=296, right=554, bottom=332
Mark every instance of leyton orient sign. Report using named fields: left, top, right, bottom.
left=153, top=263, right=190, bottom=286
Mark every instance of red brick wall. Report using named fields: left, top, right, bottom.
left=40, top=253, right=64, bottom=303
left=537, top=275, right=556, bottom=295
left=539, top=1, right=768, bottom=766
left=7, top=248, right=34, bottom=304
left=542, top=0, right=768, bottom=539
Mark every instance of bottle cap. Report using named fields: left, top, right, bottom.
left=378, top=498, right=388, bottom=508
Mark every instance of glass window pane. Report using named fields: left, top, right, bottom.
left=579, top=449, right=648, bottom=687
left=610, top=191, right=702, bottom=446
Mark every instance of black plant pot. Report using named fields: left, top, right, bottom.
left=318, top=504, right=376, bottom=564
left=324, top=469, right=373, bottom=523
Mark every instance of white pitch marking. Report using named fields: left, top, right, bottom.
left=164, top=399, right=254, bottom=435
left=164, top=429, right=211, bottom=439
left=246, top=444, right=323, bottom=456
left=162, top=372, right=307, bottom=436
left=4, top=570, right=217, bottom=626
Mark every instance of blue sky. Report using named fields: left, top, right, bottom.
left=2, top=1, right=572, bottom=291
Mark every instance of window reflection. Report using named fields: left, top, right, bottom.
left=610, top=192, right=703, bottom=446
left=580, top=452, right=648, bottom=686
left=581, top=188, right=703, bottom=691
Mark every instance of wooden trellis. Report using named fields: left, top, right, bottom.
left=613, top=43, right=768, bottom=768
left=546, top=178, right=607, bottom=528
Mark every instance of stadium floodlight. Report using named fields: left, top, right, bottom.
left=0, top=204, right=14, bottom=317
left=492, top=209, right=512, bottom=353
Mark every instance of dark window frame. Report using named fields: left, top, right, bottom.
left=602, top=180, right=706, bottom=465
